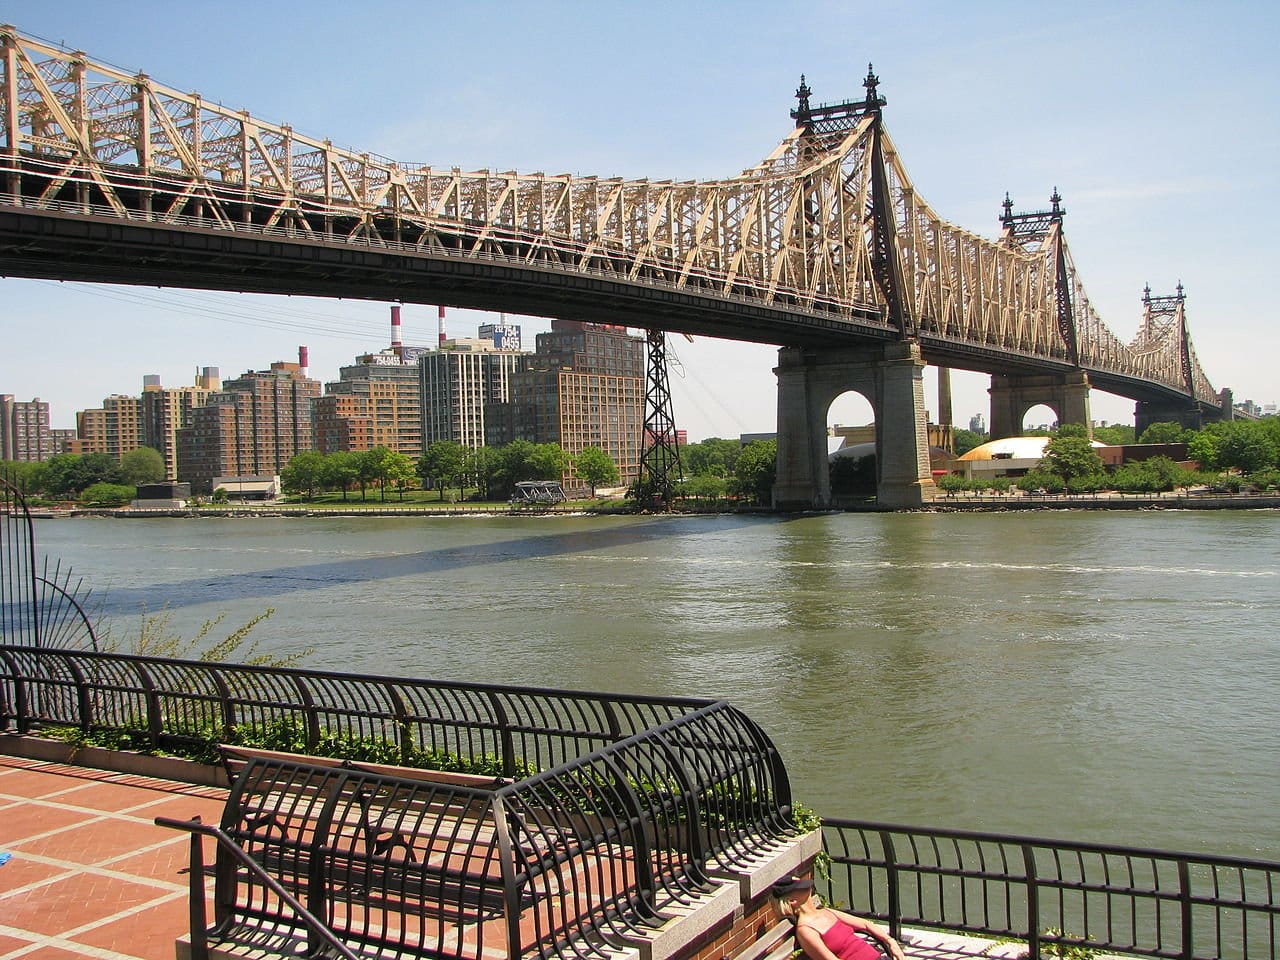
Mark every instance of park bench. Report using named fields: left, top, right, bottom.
left=161, top=747, right=565, bottom=960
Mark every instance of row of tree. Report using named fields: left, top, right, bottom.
left=2, top=448, right=165, bottom=498
left=280, top=441, right=622, bottom=503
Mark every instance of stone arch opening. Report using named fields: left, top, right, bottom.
left=1020, top=403, right=1059, bottom=435
left=826, top=390, right=877, bottom=498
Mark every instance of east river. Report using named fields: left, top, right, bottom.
left=32, top=510, right=1280, bottom=860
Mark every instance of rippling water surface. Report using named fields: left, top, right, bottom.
left=35, top=510, right=1280, bottom=858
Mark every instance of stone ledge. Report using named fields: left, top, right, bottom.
left=0, top=733, right=228, bottom=787
left=621, top=878, right=742, bottom=960
left=707, top=828, right=823, bottom=901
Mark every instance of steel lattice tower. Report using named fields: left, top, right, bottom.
left=638, top=329, right=683, bottom=508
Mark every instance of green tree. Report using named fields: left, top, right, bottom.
left=1217, top=422, right=1279, bottom=473
left=574, top=446, right=619, bottom=497
left=418, top=440, right=469, bottom=500
left=1092, top=424, right=1136, bottom=446
left=952, top=428, right=987, bottom=456
left=120, top=446, right=166, bottom=485
left=678, top=473, right=727, bottom=500
left=0, top=460, right=48, bottom=495
left=320, top=451, right=359, bottom=501
left=1187, top=431, right=1219, bottom=470
left=281, top=450, right=327, bottom=500
left=1138, top=422, right=1186, bottom=444
left=385, top=452, right=417, bottom=501
left=1041, top=429, right=1104, bottom=482
left=682, top=437, right=742, bottom=478
left=351, top=449, right=384, bottom=501
left=529, top=443, right=571, bottom=481
left=465, top=445, right=496, bottom=501
left=733, top=440, right=777, bottom=505
left=44, top=452, right=122, bottom=496
left=80, top=482, right=136, bottom=506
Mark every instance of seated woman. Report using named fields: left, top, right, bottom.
left=771, top=876, right=905, bottom=960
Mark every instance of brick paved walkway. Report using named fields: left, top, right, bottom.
left=0, top=755, right=225, bottom=960
left=0, top=755, right=1109, bottom=960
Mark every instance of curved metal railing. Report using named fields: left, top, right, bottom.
left=0, top=644, right=722, bottom=776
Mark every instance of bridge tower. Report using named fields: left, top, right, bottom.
left=1132, top=284, right=1208, bottom=435
left=773, top=69, right=936, bottom=510
left=989, top=191, right=1092, bottom=438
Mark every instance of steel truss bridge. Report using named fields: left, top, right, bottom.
left=0, top=27, right=1224, bottom=417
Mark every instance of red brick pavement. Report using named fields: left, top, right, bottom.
left=0, top=755, right=225, bottom=960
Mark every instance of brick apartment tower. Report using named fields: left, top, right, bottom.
left=314, top=357, right=424, bottom=456
left=495, top=320, right=645, bottom=489
left=0, top=395, right=53, bottom=462
left=177, top=359, right=320, bottom=492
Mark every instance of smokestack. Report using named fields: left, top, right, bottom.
left=438, top=305, right=447, bottom=346
left=391, top=304, right=403, bottom=349
left=299, top=345, right=309, bottom=378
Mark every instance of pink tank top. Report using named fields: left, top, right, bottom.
left=816, top=919, right=882, bottom=960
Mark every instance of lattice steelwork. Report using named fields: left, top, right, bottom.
left=0, top=28, right=1218, bottom=404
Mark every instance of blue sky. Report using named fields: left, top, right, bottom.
left=2, top=0, right=1276, bottom=437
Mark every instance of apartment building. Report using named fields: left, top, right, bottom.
left=421, top=338, right=527, bottom=450
left=177, top=360, right=320, bottom=492
left=0, top=395, right=53, bottom=462
left=494, top=320, right=645, bottom=486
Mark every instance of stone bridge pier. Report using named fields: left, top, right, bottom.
left=988, top=370, right=1092, bottom=438
left=773, top=342, right=936, bottom=510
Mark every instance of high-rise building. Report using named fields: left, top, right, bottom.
left=141, top=368, right=220, bottom=479
left=177, top=358, right=320, bottom=492
left=71, top=394, right=142, bottom=460
left=494, top=320, right=645, bottom=488
left=421, top=339, right=528, bottom=450
left=1, top=395, right=53, bottom=462
left=315, top=349, right=424, bottom=456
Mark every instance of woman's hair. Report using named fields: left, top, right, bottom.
left=771, top=876, right=814, bottom=919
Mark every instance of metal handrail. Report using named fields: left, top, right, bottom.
left=0, top=643, right=717, bottom=774
left=821, top=818, right=1280, bottom=960
left=155, top=815, right=360, bottom=960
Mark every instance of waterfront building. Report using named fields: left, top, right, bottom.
left=493, top=320, right=645, bottom=489
left=141, top=369, right=221, bottom=479
left=177, top=359, right=320, bottom=492
left=71, top=394, right=142, bottom=460
left=420, top=338, right=528, bottom=450
left=315, top=349, right=425, bottom=457
left=0, top=395, right=53, bottom=462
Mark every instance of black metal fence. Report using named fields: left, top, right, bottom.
left=821, top=818, right=1280, bottom=960
left=0, top=644, right=730, bottom=777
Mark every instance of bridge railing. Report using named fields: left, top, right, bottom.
left=821, top=818, right=1279, bottom=960
left=0, top=163, right=885, bottom=324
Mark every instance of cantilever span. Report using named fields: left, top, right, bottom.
left=0, top=27, right=1222, bottom=408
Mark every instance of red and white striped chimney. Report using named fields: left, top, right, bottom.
left=438, top=305, right=447, bottom=345
left=298, top=345, right=309, bottom=378
left=390, top=304, right=404, bottom=349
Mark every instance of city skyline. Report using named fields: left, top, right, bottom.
left=3, top=1, right=1277, bottom=439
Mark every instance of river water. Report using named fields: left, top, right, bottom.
left=30, top=510, right=1280, bottom=860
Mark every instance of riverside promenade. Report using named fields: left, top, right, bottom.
left=0, top=755, right=1064, bottom=960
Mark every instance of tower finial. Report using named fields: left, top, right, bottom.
left=1176, top=280, right=1184, bottom=300
left=795, top=74, right=812, bottom=116
left=1001, top=192, right=1014, bottom=223
left=1143, top=283, right=1152, bottom=304
left=1050, top=187, right=1063, bottom=218
left=863, top=63, right=881, bottom=108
